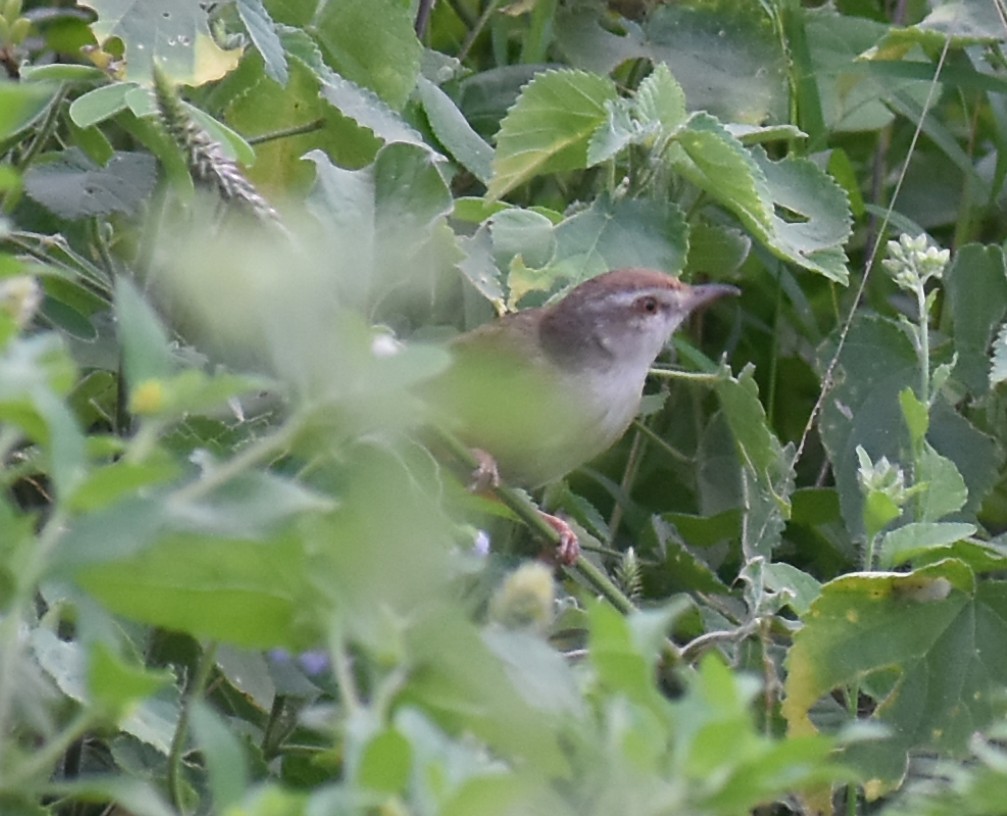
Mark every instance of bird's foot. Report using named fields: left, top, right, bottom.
left=467, top=447, right=501, bottom=493
left=538, top=512, right=580, bottom=566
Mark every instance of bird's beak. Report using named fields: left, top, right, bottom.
left=682, top=282, right=741, bottom=312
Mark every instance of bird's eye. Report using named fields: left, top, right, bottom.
left=636, top=296, right=659, bottom=314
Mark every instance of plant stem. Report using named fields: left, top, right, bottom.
left=168, top=641, right=219, bottom=814
left=457, top=0, right=505, bottom=63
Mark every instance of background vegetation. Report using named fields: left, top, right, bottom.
left=2, top=0, right=1007, bottom=813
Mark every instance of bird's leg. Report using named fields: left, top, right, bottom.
left=465, top=448, right=580, bottom=566
left=537, top=512, right=580, bottom=566
left=467, top=447, right=501, bottom=492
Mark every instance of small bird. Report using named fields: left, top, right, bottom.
left=429, top=268, right=739, bottom=563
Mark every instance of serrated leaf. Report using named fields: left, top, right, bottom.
left=750, top=147, right=852, bottom=283
left=670, top=113, right=774, bottom=235
left=488, top=69, right=618, bottom=200
left=282, top=28, right=425, bottom=147
left=991, top=320, right=1007, bottom=386
left=236, top=0, right=287, bottom=85
left=417, top=77, right=493, bottom=184
left=76, top=0, right=242, bottom=85
left=917, top=441, right=968, bottom=522
left=586, top=97, right=643, bottom=167
left=314, top=0, right=421, bottom=109
left=944, top=244, right=1007, bottom=394
left=714, top=363, right=795, bottom=558
left=23, top=149, right=157, bottom=220
left=635, top=62, right=687, bottom=131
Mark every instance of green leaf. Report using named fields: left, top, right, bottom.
left=284, top=28, right=425, bottom=147
left=644, top=0, right=789, bottom=124
left=783, top=560, right=1007, bottom=794
left=23, top=149, right=157, bottom=220
left=76, top=0, right=241, bottom=85
left=190, top=700, right=250, bottom=810
left=899, top=387, right=929, bottom=447
left=74, top=528, right=321, bottom=649
left=488, top=69, right=617, bottom=200
left=635, top=62, right=687, bottom=131
left=945, top=244, right=1007, bottom=395
left=991, top=320, right=1007, bottom=387
left=548, top=194, right=688, bottom=286
left=236, top=0, right=288, bottom=85
left=88, top=642, right=173, bottom=720
left=588, top=601, right=668, bottom=714
left=68, top=450, right=181, bottom=512
left=670, top=113, right=774, bottom=237
left=314, top=0, right=422, bottom=109
left=69, top=83, right=134, bottom=128
left=0, top=79, right=58, bottom=140
left=31, top=629, right=180, bottom=753
left=417, top=77, right=493, bottom=184
left=916, top=441, right=968, bottom=522
left=750, top=147, right=852, bottom=283
left=586, top=98, right=644, bottom=167
left=714, top=364, right=795, bottom=558
left=356, top=728, right=412, bottom=793
left=880, top=521, right=978, bottom=569
left=114, top=276, right=174, bottom=386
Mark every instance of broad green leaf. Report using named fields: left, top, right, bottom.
left=190, top=701, right=250, bottom=810
left=644, top=0, right=788, bottom=124
left=488, top=69, right=618, bottom=200
left=74, top=529, right=321, bottom=649
left=916, top=441, right=968, bottom=522
left=304, top=143, right=455, bottom=311
left=783, top=560, right=1007, bottom=794
left=68, top=451, right=181, bottom=512
left=236, top=0, right=288, bottom=85
left=669, top=113, right=774, bottom=238
left=547, top=194, right=688, bottom=288
left=77, top=0, right=242, bottom=85
left=114, top=276, right=174, bottom=386
left=588, top=601, right=668, bottom=715
left=44, top=778, right=175, bottom=816
left=69, top=83, right=134, bottom=128
left=714, top=363, right=795, bottom=558
left=644, top=515, right=732, bottom=594
left=31, top=629, right=180, bottom=753
left=945, top=244, right=1007, bottom=395
left=88, top=643, right=173, bottom=720
left=221, top=51, right=380, bottom=193
left=818, top=315, right=999, bottom=538
left=0, top=335, right=86, bottom=498
left=23, top=149, right=157, bottom=220
left=406, top=607, right=572, bottom=777
left=356, top=728, right=411, bottom=793
left=750, top=147, right=851, bottom=283
left=555, top=2, right=787, bottom=124
left=880, top=521, right=978, bottom=568
left=762, top=562, right=822, bottom=616
left=0, top=79, right=58, bottom=140
left=284, top=28, right=425, bottom=147
left=417, top=76, right=493, bottom=184
left=314, top=0, right=422, bottom=109
left=684, top=219, right=751, bottom=276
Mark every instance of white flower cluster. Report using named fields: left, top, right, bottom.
left=881, top=233, right=950, bottom=292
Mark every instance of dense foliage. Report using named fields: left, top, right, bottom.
left=2, top=0, right=1007, bottom=814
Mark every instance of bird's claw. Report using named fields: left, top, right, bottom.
left=538, top=512, right=580, bottom=566
left=467, top=447, right=501, bottom=493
